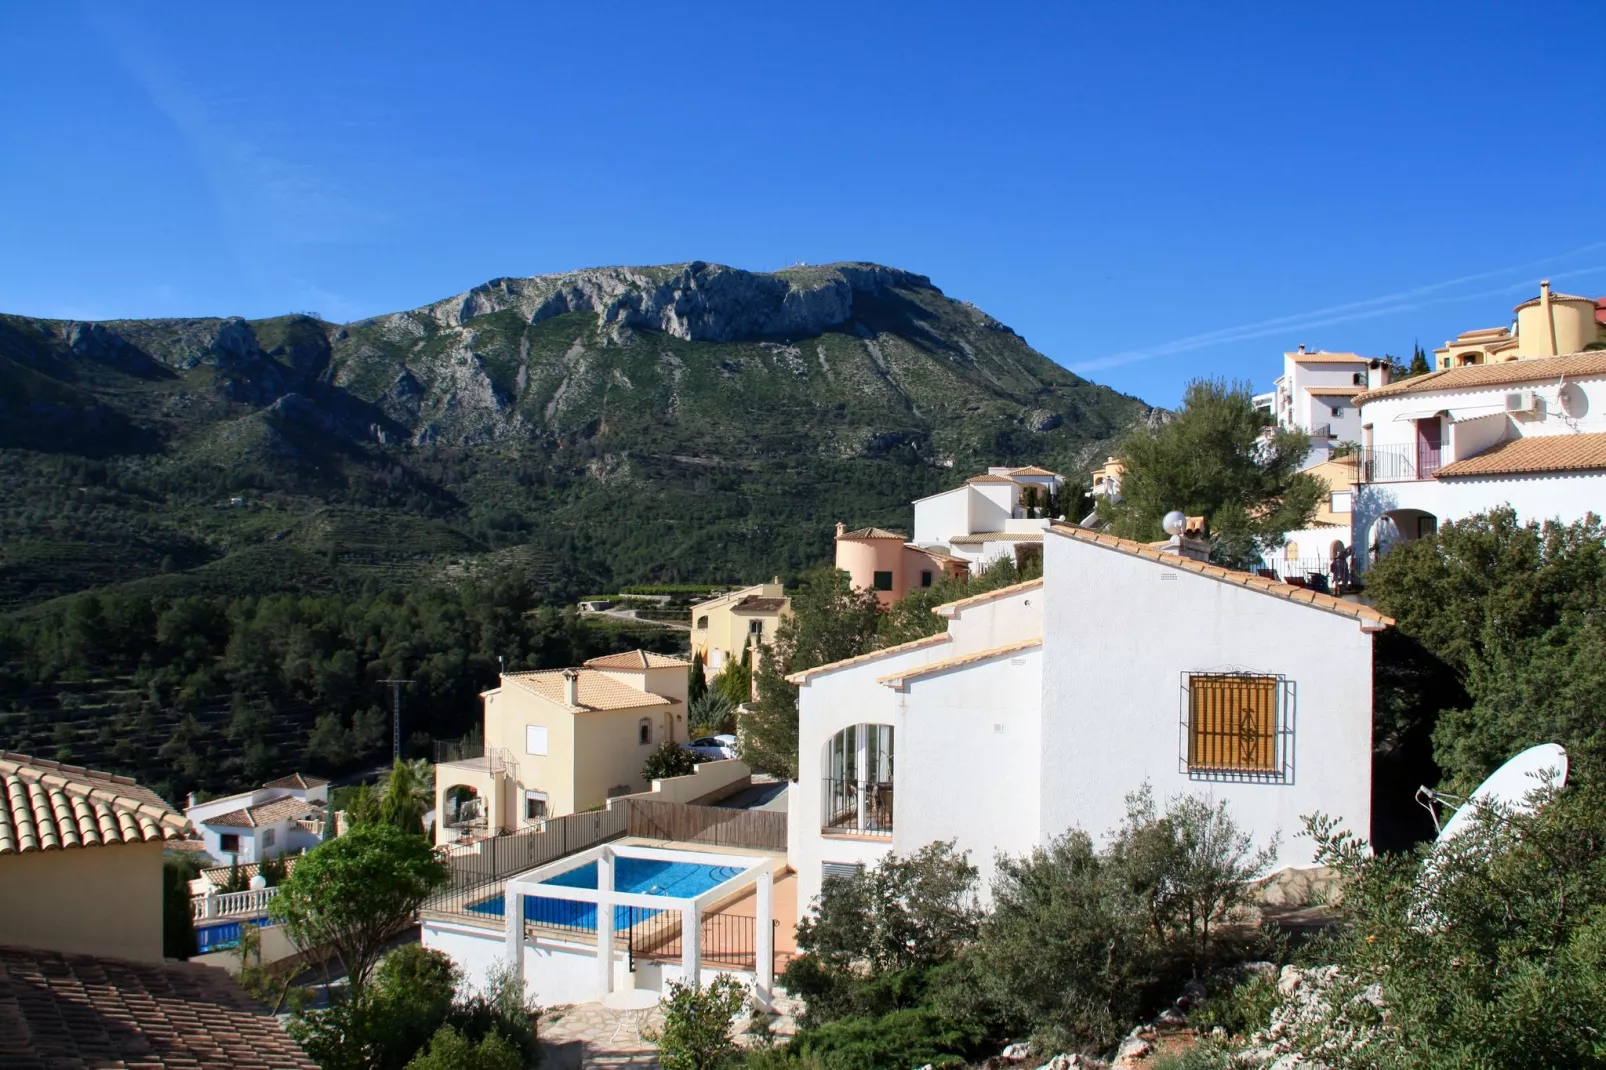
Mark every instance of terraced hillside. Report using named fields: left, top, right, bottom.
left=0, top=262, right=1152, bottom=614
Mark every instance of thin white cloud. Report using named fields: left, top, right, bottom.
left=1068, top=244, right=1606, bottom=374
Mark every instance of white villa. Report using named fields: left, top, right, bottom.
left=789, top=522, right=1389, bottom=909
left=1350, top=349, right=1606, bottom=565
left=834, top=466, right=1065, bottom=604
left=1257, top=346, right=1393, bottom=468
left=184, top=772, right=329, bottom=864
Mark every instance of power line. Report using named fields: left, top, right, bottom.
left=378, top=678, right=414, bottom=763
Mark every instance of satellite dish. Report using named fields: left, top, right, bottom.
left=1559, top=381, right=1588, bottom=419
left=1419, top=743, right=1568, bottom=843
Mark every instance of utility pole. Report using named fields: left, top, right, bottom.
left=379, top=677, right=414, bottom=763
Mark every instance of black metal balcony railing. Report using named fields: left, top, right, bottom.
left=1357, top=445, right=1417, bottom=483
left=822, top=777, right=894, bottom=837
left=435, top=736, right=485, bottom=764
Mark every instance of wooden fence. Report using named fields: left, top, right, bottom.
left=617, top=797, right=787, bottom=852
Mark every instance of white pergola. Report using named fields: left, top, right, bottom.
left=503, top=843, right=776, bottom=1006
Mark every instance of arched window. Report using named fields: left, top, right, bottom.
left=1284, top=542, right=1300, bottom=561
left=821, top=724, right=894, bottom=836
left=696, top=616, right=709, bottom=630
left=639, top=719, right=652, bottom=746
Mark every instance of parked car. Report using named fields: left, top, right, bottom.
left=684, top=734, right=737, bottom=760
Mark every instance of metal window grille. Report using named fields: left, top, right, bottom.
left=1179, top=673, right=1294, bottom=783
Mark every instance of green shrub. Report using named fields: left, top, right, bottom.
left=649, top=975, right=747, bottom=1070
left=791, top=1008, right=978, bottom=1070
left=643, top=740, right=698, bottom=781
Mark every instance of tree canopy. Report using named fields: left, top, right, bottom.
left=270, top=823, right=448, bottom=995
left=1098, top=378, right=1322, bottom=567
left=1365, top=508, right=1606, bottom=791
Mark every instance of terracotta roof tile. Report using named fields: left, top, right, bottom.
left=1513, top=290, right=1595, bottom=311
left=966, top=474, right=1019, bottom=485
left=261, top=772, right=328, bottom=790
left=1306, top=386, right=1364, bottom=397
left=786, top=633, right=952, bottom=685
left=932, top=577, right=1044, bottom=617
left=731, top=596, right=788, bottom=613
left=1047, top=525, right=1392, bottom=629
left=201, top=855, right=300, bottom=887
left=202, top=795, right=322, bottom=830
left=1289, top=351, right=1373, bottom=364
left=502, top=669, right=673, bottom=711
left=878, top=638, right=1043, bottom=688
left=0, top=752, right=187, bottom=856
left=1435, top=432, right=1606, bottom=478
left=1007, top=465, right=1061, bottom=476
left=1354, top=351, right=1606, bottom=404
left=0, top=945, right=319, bottom=1068
left=835, top=526, right=908, bottom=540
left=946, top=531, right=1046, bottom=546
left=582, top=650, right=690, bottom=670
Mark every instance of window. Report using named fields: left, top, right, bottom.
left=525, top=792, right=548, bottom=821
left=920, top=570, right=933, bottom=588
left=1284, top=542, right=1300, bottom=560
left=262, top=827, right=275, bottom=849
left=872, top=570, right=893, bottom=591
left=525, top=725, right=548, bottom=756
left=821, top=723, right=895, bottom=835
left=696, top=615, right=709, bottom=630
left=748, top=620, right=764, bottom=637
left=1329, top=492, right=1352, bottom=514
left=639, top=719, right=652, bottom=745
left=220, top=833, right=240, bottom=854
left=1182, top=673, right=1291, bottom=781
left=1417, top=515, right=1438, bottom=539
left=822, top=861, right=864, bottom=882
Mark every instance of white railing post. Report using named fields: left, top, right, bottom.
left=755, top=870, right=774, bottom=1009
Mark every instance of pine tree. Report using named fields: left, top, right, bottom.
left=688, top=651, right=708, bottom=706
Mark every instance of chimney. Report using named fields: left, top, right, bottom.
left=562, top=669, right=579, bottom=707
left=834, top=522, right=845, bottom=538
left=1160, top=515, right=1213, bottom=562
left=186, top=791, right=198, bottom=809
left=1540, top=279, right=1558, bottom=355
left=1297, top=343, right=1306, bottom=354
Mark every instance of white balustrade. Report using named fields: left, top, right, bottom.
left=192, top=884, right=280, bottom=922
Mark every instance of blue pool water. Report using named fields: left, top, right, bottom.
left=470, top=857, right=744, bottom=930
left=194, top=916, right=274, bottom=954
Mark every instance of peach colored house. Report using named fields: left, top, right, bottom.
left=689, top=582, right=790, bottom=673
left=432, top=650, right=690, bottom=845
left=1435, top=281, right=1604, bottom=369
left=832, top=525, right=966, bottom=606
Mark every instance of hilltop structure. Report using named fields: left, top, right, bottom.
left=690, top=582, right=790, bottom=674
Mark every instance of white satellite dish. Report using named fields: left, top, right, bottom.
left=1418, top=743, right=1568, bottom=843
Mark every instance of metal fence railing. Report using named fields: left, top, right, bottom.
left=624, top=906, right=760, bottom=971
left=821, top=778, right=894, bottom=837
left=1358, top=445, right=1417, bottom=483
left=425, top=807, right=627, bottom=918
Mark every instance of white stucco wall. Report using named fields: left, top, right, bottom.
left=1039, top=531, right=1376, bottom=870
left=913, top=487, right=972, bottom=546
left=970, top=484, right=1014, bottom=531
left=423, top=920, right=614, bottom=1005
left=893, top=651, right=1043, bottom=897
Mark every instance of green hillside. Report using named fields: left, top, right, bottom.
left=0, top=262, right=1154, bottom=613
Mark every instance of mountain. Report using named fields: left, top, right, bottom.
left=0, top=261, right=1155, bottom=612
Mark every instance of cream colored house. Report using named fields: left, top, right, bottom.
left=433, top=651, right=690, bottom=845
left=0, top=751, right=189, bottom=963
left=690, top=582, right=790, bottom=673
left=1435, top=281, right=1604, bottom=369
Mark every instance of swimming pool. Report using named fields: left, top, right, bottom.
left=469, top=857, right=744, bottom=930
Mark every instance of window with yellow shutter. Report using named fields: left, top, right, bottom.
left=1181, top=673, right=1292, bottom=782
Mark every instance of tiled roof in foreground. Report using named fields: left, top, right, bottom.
left=1048, top=525, right=1392, bottom=629
left=932, top=577, right=1043, bottom=617
left=261, top=772, right=328, bottom=790
left=0, top=752, right=187, bottom=856
left=786, top=632, right=952, bottom=685
left=1353, top=351, right=1606, bottom=404
left=0, top=945, right=318, bottom=1068
left=1435, top=432, right=1606, bottom=478
left=878, top=638, right=1043, bottom=689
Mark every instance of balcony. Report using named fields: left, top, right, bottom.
left=821, top=777, right=894, bottom=837
left=1357, top=445, right=1418, bottom=483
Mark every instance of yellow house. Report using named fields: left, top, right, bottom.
left=689, top=582, right=790, bottom=673
left=0, top=751, right=189, bottom=963
left=433, top=650, right=690, bottom=845
left=1435, top=280, right=1604, bottom=369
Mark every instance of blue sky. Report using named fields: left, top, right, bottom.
left=3, top=3, right=1603, bottom=407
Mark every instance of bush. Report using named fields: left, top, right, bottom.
left=643, top=740, right=699, bottom=781
left=689, top=691, right=736, bottom=735
left=650, top=975, right=748, bottom=1070
left=405, top=1025, right=522, bottom=1070
left=1286, top=780, right=1606, bottom=1068
left=791, top=1007, right=979, bottom=1070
